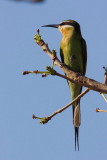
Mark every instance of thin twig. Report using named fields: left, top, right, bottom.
left=48, top=88, right=90, bottom=118
left=96, top=68, right=107, bottom=112
left=101, top=93, right=107, bottom=103
left=33, top=88, right=90, bottom=124
left=96, top=108, right=107, bottom=112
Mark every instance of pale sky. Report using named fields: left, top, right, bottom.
left=1, top=0, right=107, bottom=159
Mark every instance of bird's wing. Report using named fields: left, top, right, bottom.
left=60, top=48, right=64, bottom=63
left=81, top=38, right=87, bottom=76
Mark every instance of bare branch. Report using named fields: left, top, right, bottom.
left=34, top=36, right=107, bottom=94
left=96, top=108, right=107, bottom=113
left=96, top=67, right=107, bottom=112
left=101, top=93, right=107, bottom=103
left=103, top=66, right=107, bottom=85
left=32, top=88, right=90, bottom=124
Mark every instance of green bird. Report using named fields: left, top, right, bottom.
left=42, top=20, right=87, bottom=150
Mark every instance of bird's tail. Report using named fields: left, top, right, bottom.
left=75, top=127, right=79, bottom=151
left=72, top=101, right=81, bottom=151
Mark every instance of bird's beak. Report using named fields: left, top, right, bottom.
left=42, top=24, right=59, bottom=28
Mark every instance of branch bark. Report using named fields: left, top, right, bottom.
left=36, top=39, right=107, bottom=94
left=32, top=88, right=90, bottom=124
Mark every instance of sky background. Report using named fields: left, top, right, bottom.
left=1, top=0, right=107, bottom=159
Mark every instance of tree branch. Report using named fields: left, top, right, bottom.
left=34, top=34, right=107, bottom=94
left=32, top=88, right=90, bottom=124
left=96, top=108, right=107, bottom=113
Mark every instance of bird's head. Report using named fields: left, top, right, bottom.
left=42, top=20, right=81, bottom=36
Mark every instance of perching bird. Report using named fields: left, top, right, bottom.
left=42, top=20, right=87, bottom=150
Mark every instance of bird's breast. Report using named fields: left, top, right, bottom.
left=60, top=36, right=83, bottom=73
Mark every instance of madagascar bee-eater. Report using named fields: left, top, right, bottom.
left=42, top=20, right=87, bottom=150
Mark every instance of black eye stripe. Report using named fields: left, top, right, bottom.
left=60, top=22, right=74, bottom=26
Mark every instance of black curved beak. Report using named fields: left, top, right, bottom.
left=42, top=24, right=59, bottom=28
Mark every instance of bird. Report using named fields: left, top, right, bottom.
left=42, top=20, right=87, bottom=150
